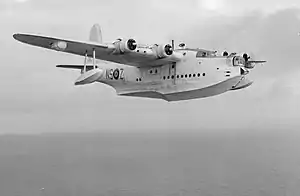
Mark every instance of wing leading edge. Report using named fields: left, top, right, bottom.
left=13, top=33, right=184, bottom=67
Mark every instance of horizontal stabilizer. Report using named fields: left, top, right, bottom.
left=56, top=64, right=98, bottom=69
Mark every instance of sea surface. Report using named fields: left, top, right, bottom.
left=0, top=130, right=299, bottom=196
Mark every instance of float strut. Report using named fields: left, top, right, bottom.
left=83, top=50, right=88, bottom=73
left=93, top=49, right=96, bottom=69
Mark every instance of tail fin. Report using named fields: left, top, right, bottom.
left=89, top=24, right=102, bottom=43
left=85, top=24, right=103, bottom=64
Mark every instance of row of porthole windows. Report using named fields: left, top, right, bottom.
left=163, top=73, right=206, bottom=80
left=149, top=69, right=158, bottom=74
left=136, top=49, right=147, bottom=53
left=136, top=73, right=206, bottom=82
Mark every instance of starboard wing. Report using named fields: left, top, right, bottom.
left=13, top=33, right=183, bottom=67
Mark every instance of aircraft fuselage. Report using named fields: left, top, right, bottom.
left=95, top=50, right=250, bottom=101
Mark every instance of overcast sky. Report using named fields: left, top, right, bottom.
left=1, top=0, right=300, bottom=134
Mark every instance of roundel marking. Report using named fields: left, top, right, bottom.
left=113, top=68, right=120, bottom=80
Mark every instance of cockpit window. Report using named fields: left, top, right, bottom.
left=196, top=50, right=217, bottom=58
left=233, top=56, right=245, bottom=66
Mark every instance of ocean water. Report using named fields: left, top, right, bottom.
left=0, top=130, right=299, bottom=196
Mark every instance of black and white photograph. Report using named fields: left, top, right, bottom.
left=1, top=0, right=300, bottom=195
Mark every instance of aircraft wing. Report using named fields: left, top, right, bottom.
left=13, top=34, right=183, bottom=67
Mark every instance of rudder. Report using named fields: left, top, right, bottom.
left=85, top=24, right=103, bottom=64
left=89, top=24, right=102, bottom=43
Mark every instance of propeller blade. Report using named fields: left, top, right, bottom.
left=248, top=60, right=267, bottom=63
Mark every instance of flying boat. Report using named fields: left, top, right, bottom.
left=13, top=24, right=266, bottom=101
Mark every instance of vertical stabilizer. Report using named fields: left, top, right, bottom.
left=89, top=24, right=103, bottom=43
left=85, top=24, right=103, bottom=64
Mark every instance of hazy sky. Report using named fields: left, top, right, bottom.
left=1, top=0, right=300, bottom=134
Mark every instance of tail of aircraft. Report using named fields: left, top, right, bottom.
left=75, top=24, right=104, bottom=85
left=89, top=24, right=102, bottom=43
left=85, top=24, right=103, bottom=64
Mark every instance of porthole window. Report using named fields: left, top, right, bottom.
left=203, top=73, right=205, bottom=76
left=163, top=76, right=166, bottom=80
left=177, top=75, right=179, bottom=78
left=197, top=73, right=200, bottom=77
left=150, top=70, right=153, bottom=74
left=136, top=78, right=139, bottom=82
left=171, top=75, right=174, bottom=79
left=193, top=74, right=196, bottom=77
left=155, top=69, right=158, bottom=74
left=189, top=74, right=192, bottom=77
left=167, top=76, right=170, bottom=79
left=181, top=75, right=184, bottom=78
left=137, top=50, right=140, bottom=52
left=144, top=51, right=146, bottom=53
left=139, top=78, right=142, bottom=81
left=185, top=74, right=187, bottom=78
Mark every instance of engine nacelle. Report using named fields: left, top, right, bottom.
left=114, top=38, right=137, bottom=53
left=155, top=44, right=173, bottom=58
left=243, top=53, right=255, bottom=69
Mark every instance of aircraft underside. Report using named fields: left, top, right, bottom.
left=101, top=75, right=250, bottom=102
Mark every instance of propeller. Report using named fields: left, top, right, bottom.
left=242, top=52, right=255, bottom=69
left=242, top=52, right=266, bottom=69
left=165, top=44, right=173, bottom=55
left=127, top=39, right=137, bottom=50
left=243, top=53, right=251, bottom=62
